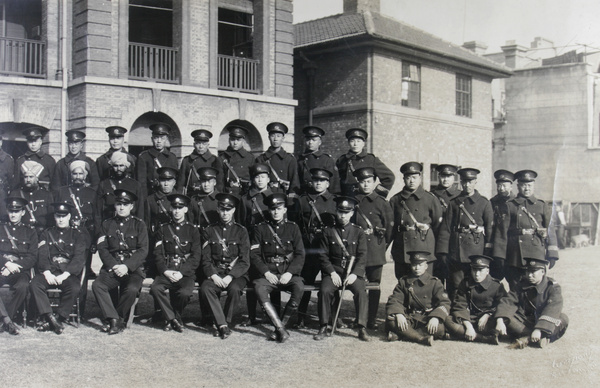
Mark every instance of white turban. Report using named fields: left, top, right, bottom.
left=21, top=160, right=44, bottom=177
left=69, top=160, right=90, bottom=178
left=109, top=151, right=131, bottom=168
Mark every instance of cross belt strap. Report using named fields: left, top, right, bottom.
left=520, top=206, right=542, bottom=229
left=223, top=158, right=241, bottom=184
left=3, top=225, right=19, bottom=251
left=355, top=203, right=374, bottom=233
left=250, top=197, right=266, bottom=223
left=331, top=227, right=352, bottom=269
left=210, top=226, right=231, bottom=257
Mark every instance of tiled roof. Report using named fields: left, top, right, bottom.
left=295, top=12, right=511, bottom=75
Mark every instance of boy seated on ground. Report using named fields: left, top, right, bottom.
left=385, top=251, right=450, bottom=346
left=494, top=255, right=568, bottom=349
left=444, top=254, right=506, bottom=345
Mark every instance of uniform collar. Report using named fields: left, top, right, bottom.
left=301, top=149, right=324, bottom=159
left=190, top=150, right=213, bottom=161
left=470, top=275, right=492, bottom=290
left=248, top=187, right=271, bottom=198
left=523, top=276, right=548, bottom=293
left=308, top=190, right=333, bottom=201
left=345, top=149, right=367, bottom=159
left=400, top=185, right=425, bottom=200
left=409, top=271, right=432, bottom=286
left=514, top=194, right=537, bottom=204
left=356, top=191, right=378, bottom=202
left=264, top=147, right=286, bottom=159
left=149, top=147, right=169, bottom=157
left=458, top=190, right=482, bottom=204
left=25, top=149, right=47, bottom=158
left=224, top=147, right=249, bottom=157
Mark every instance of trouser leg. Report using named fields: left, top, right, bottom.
left=200, top=279, right=226, bottom=327
left=150, top=275, right=176, bottom=321
left=444, top=316, right=466, bottom=337
left=346, top=278, right=367, bottom=327
left=223, top=277, right=247, bottom=324
left=30, top=274, right=53, bottom=316
left=505, top=266, right=524, bottom=291
left=280, top=276, right=304, bottom=327
left=393, top=260, right=412, bottom=280
left=448, top=260, right=469, bottom=298
left=298, top=256, right=320, bottom=320
left=318, top=275, right=336, bottom=326
left=56, top=276, right=81, bottom=320
left=170, top=276, right=195, bottom=318
left=5, top=272, right=31, bottom=320
left=365, top=266, right=382, bottom=327
left=91, top=270, right=121, bottom=320
left=116, top=272, right=144, bottom=320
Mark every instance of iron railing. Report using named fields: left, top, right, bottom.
left=0, top=37, right=45, bottom=78
left=129, top=42, right=178, bottom=83
left=218, top=54, right=258, bottom=93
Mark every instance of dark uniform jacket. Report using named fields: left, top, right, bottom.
left=153, top=220, right=201, bottom=279
left=292, top=190, right=336, bottom=251
left=190, top=191, right=220, bottom=228
left=297, top=150, right=340, bottom=194
left=219, top=147, right=254, bottom=194
left=14, top=150, right=55, bottom=190
left=390, top=186, right=442, bottom=264
left=96, top=148, right=137, bottom=181
left=336, top=149, right=395, bottom=198
left=97, top=177, right=145, bottom=223
left=201, top=221, right=250, bottom=279
left=0, top=221, right=38, bottom=271
left=97, top=215, right=149, bottom=273
left=354, top=192, right=393, bottom=266
left=147, top=190, right=176, bottom=232
left=317, top=222, right=367, bottom=278
left=177, top=150, right=224, bottom=195
left=0, top=149, right=13, bottom=219
left=136, top=147, right=178, bottom=198
left=386, top=272, right=450, bottom=323
left=250, top=219, right=304, bottom=278
left=492, top=194, right=558, bottom=268
left=10, top=187, right=54, bottom=233
left=437, top=191, right=494, bottom=263
left=51, top=152, right=100, bottom=192
left=495, top=276, right=563, bottom=334
left=38, top=226, right=86, bottom=276
left=239, top=188, right=273, bottom=230
left=450, top=275, right=506, bottom=322
left=255, top=148, right=300, bottom=196
left=431, top=186, right=461, bottom=215
left=56, top=184, right=98, bottom=240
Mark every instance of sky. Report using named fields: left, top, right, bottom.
left=293, top=0, right=600, bottom=55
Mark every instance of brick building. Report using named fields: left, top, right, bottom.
left=0, top=0, right=295, bottom=161
left=293, top=0, right=511, bottom=196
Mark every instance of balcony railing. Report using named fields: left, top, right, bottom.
left=129, top=43, right=178, bottom=84
left=218, top=54, right=258, bottom=93
left=0, top=37, right=45, bottom=78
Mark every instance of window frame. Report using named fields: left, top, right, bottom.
left=456, top=73, right=472, bottom=118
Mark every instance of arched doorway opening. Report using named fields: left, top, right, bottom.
left=217, top=120, right=263, bottom=156
left=128, top=112, right=182, bottom=159
left=0, top=122, right=49, bottom=159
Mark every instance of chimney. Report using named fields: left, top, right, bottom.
left=344, top=0, right=380, bottom=13
left=501, top=40, right=529, bottom=69
left=462, top=41, right=488, bottom=55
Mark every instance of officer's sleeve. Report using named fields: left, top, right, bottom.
left=386, top=280, right=408, bottom=316
left=182, top=226, right=202, bottom=277
left=50, top=161, right=63, bottom=193
left=66, top=229, right=86, bottom=276
left=317, top=229, right=335, bottom=275
left=200, top=227, right=217, bottom=278
left=87, top=159, right=100, bottom=192
left=352, top=228, right=367, bottom=278
left=429, top=193, right=443, bottom=235
left=286, top=155, right=300, bottom=198
left=176, top=158, right=190, bottom=193
left=483, top=200, right=494, bottom=251
left=97, top=220, right=117, bottom=268
left=381, top=199, right=394, bottom=245
left=493, top=288, right=519, bottom=321
left=535, top=282, right=564, bottom=334
left=250, top=227, right=270, bottom=276
left=543, top=202, right=559, bottom=259
left=126, top=218, right=149, bottom=272
left=492, top=203, right=510, bottom=259
left=373, top=156, right=395, bottom=198
left=450, top=279, right=470, bottom=321
left=429, top=278, right=450, bottom=320
left=326, top=156, right=341, bottom=195
left=19, top=226, right=39, bottom=271
left=285, top=223, right=305, bottom=275
left=229, top=226, right=250, bottom=279
left=212, top=156, right=225, bottom=192
left=153, top=226, right=168, bottom=275
left=36, top=230, right=51, bottom=272
left=436, top=201, right=453, bottom=255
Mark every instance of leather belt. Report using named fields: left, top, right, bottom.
left=265, top=256, right=287, bottom=264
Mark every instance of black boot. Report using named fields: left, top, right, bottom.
left=269, top=301, right=298, bottom=340
left=108, top=318, right=123, bottom=335
left=47, top=313, right=64, bottom=335
left=400, top=326, right=433, bottom=346
left=262, top=302, right=289, bottom=343
left=475, top=332, right=499, bottom=345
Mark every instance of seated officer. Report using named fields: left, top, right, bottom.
left=199, top=193, right=250, bottom=339
left=92, top=186, right=149, bottom=335
left=314, top=196, right=369, bottom=342
left=0, top=195, right=38, bottom=333
left=250, top=193, right=305, bottom=343
left=495, top=255, right=568, bottom=349
left=150, top=194, right=201, bottom=333
left=444, top=255, right=506, bottom=345
left=30, top=202, right=86, bottom=335
left=385, top=251, right=450, bottom=346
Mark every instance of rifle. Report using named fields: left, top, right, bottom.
left=265, top=159, right=291, bottom=191
left=331, top=254, right=356, bottom=336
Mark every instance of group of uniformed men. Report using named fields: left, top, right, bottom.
left=0, top=122, right=567, bottom=348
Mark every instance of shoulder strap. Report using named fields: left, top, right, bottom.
left=3, top=225, right=18, bottom=250
left=331, top=227, right=351, bottom=258
left=355, top=203, right=374, bottom=231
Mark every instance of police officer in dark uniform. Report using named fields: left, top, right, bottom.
left=14, top=127, right=55, bottom=191
left=92, top=187, right=149, bottom=334
left=437, top=168, right=494, bottom=298
left=11, top=160, right=54, bottom=235
left=389, top=162, right=442, bottom=280
left=96, top=126, right=137, bottom=181
left=292, top=167, right=336, bottom=327
left=444, top=254, right=506, bottom=344
left=353, top=167, right=393, bottom=329
left=199, top=193, right=250, bottom=339
left=250, top=193, right=305, bottom=343
left=0, top=195, right=38, bottom=329
left=136, top=123, right=179, bottom=199
left=336, top=128, right=395, bottom=198
left=147, top=167, right=180, bottom=233
left=178, top=129, right=224, bottom=196
left=219, top=125, right=254, bottom=196
left=314, top=196, right=369, bottom=341
left=255, top=122, right=300, bottom=200
left=51, top=130, right=100, bottom=193
left=150, top=194, right=201, bottom=332
left=297, top=126, right=340, bottom=195
left=493, top=170, right=558, bottom=291
left=385, top=251, right=450, bottom=346
left=30, top=202, right=86, bottom=334
left=0, top=131, right=14, bottom=218
left=489, top=169, right=515, bottom=280
left=189, top=167, right=221, bottom=229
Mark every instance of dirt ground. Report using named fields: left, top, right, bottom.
left=1, top=246, right=598, bottom=388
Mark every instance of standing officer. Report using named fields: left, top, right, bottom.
left=150, top=194, right=201, bottom=332
left=30, top=202, right=86, bottom=334
left=389, top=162, right=442, bottom=280
left=437, top=168, right=494, bottom=298
left=137, top=123, right=179, bottom=199
left=255, top=122, right=300, bottom=200
left=96, top=126, right=137, bottom=181
left=51, top=130, right=100, bottom=193
left=92, top=186, right=149, bottom=334
left=199, top=193, right=250, bottom=339
left=14, top=127, right=55, bottom=190
left=431, top=164, right=461, bottom=213
left=313, top=196, right=369, bottom=341
left=336, top=128, right=395, bottom=198
left=353, top=167, right=393, bottom=330
left=147, top=167, right=180, bottom=234
left=189, top=167, right=221, bottom=229
left=292, top=167, right=336, bottom=328
left=297, top=126, right=339, bottom=195
left=11, top=161, right=54, bottom=235
left=0, top=195, right=38, bottom=327
left=493, top=170, right=558, bottom=290
left=489, top=169, right=515, bottom=280
left=0, top=131, right=14, bottom=218
left=250, top=193, right=305, bottom=343
left=178, top=129, right=224, bottom=196
left=219, top=125, right=254, bottom=196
